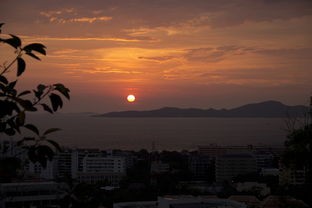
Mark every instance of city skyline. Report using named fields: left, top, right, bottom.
left=1, top=0, right=312, bottom=112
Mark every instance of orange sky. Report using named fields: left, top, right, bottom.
left=1, top=0, right=312, bottom=112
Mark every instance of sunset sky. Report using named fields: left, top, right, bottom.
left=1, top=0, right=312, bottom=112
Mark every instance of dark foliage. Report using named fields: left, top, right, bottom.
left=282, top=99, right=312, bottom=185
left=0, top=23, right=70, bottom=168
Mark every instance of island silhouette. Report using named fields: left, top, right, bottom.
left=97, top=100, right=308, bottom=118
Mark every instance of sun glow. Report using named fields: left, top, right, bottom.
left=127, top=94, right=136, bottom=102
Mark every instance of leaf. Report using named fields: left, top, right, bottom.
left=0, top=100, right=17, bottom=116
left=0, top=23, right=4, bottom=33
left=7, top=117, right=16, bottom=129
left=18, top=90, right=31, bottom=97
left=3, top=34, right=22, bottom=49
left=17, top=99, right=37, bottom=111
left=0, top=83, right=6, bottom=92
left=24, top=124, right=39, bottom=135
left=17, top=57, right=26, bottom=76
left=43, top=128, right=61, bottom=136
left=37, top=84, right=46, bottom=92
left=4, top=128, right=15, bottom=136
left=25, top=52, right=41, bottom=60
left=16, top=111, right=25, bottom=126
left=54, top=83, right=70, bottom=99
left=17, top=137, right=35, bottom=146
left=37, top=145, right=54, bottom=163
left=0, top=75, right=8, bottom=84
left=7, top=80, right=17, bottom=90
left=41, top=103, right=53, bottom=114
left=24, top=137, right=36, bottom=141
left=49, top=93, right=63, bottom=111
left=33, top=84, right=46, bottom=99
left=23, top=43, right=46, bottom=55
left=47, top=139, right=62, bottom=151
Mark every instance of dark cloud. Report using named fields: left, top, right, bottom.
left=138, top=56, right=175, bottom=61
left=2, top=0, right=311, bottom=30
left=254, top=48, right=312, bottom=60
left=184, top=46, right=312, bottom=62
left=136, top=45, right=312, bottom=64
left=184, top=46, right=255, bottom=62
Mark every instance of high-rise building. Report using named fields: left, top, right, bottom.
left=253, top=151, right=274, bottom=170
left=188, top=154, right=214, bottom=181
left=77, top=155, right=126, bottom=186
left=55, top=150, right=73, bottom=178
left=82, top=155, right=125, bottom=173
left=216, top=153, right=257, bottom=183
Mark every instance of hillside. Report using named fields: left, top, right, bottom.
left=97, top=101, right=308, bottom=118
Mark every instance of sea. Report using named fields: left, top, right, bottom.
left=8, top=113, right=290, bottom=151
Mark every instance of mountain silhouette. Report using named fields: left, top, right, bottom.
left=97, top=101, right=308, bottom=118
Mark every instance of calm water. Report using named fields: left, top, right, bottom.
left=22, top=113, right=288, bottom=150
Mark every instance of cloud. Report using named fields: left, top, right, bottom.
left=40, top=8, right=112, bottom=24
left=183, top=46, right=256, bottom=62
left=181, top=0, right=312, bottom=28
left=65, top=16, right=112, bottom=23
left=78, top=67, right=141, bottom=75
left=184, top=48, right=222, bottom=62
left=162, top=65, right=304, bottom=87
left=21, top=35, right=152, bottom=43
left=182, top=46, right=312, bottom=63
left=138, top=56, right=175, bottom=62
left=136, top=45, right=256, bottom=64
left=254, top=48, right=312, bottom=60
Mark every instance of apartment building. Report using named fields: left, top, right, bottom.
left=216, top=153, right=257, bottom=183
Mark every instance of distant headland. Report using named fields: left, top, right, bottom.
left=96, top=101, right=309, bottom=118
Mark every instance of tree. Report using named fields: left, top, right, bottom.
left=282, top=96, right=312, bottom=186
left=0, top=23, right=70, bottom=168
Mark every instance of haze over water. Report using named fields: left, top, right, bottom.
left=27, top=113, right=286, bottom=150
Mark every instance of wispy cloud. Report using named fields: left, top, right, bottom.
left=137, top=45, right=254, bottom=63
left=21, top=35, right=148, bottom=43
left=138, top=56, right=176, bottom=62
left=40, top=8, right=112, bottom=24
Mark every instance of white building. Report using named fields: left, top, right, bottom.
left=0, top=181, right=66, bottom=208
left=253, top=151, right=274, bottom=170
left=55, top=150, right=73, bottom=178
left=77, top=172, right=125, bottom=186
left=54, top=148, right=102, bottom=178
left=77, top=155, right=126, bottom=186
left=114, top=196, right=247, bottom=208
left=82, top=155, right=125, bottom=173
left=216, top=153, right=257, bottom=183
left=24, top=160, right=55, bottom=180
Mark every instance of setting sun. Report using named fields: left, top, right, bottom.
left=127, top=94, right=136, bottom=103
